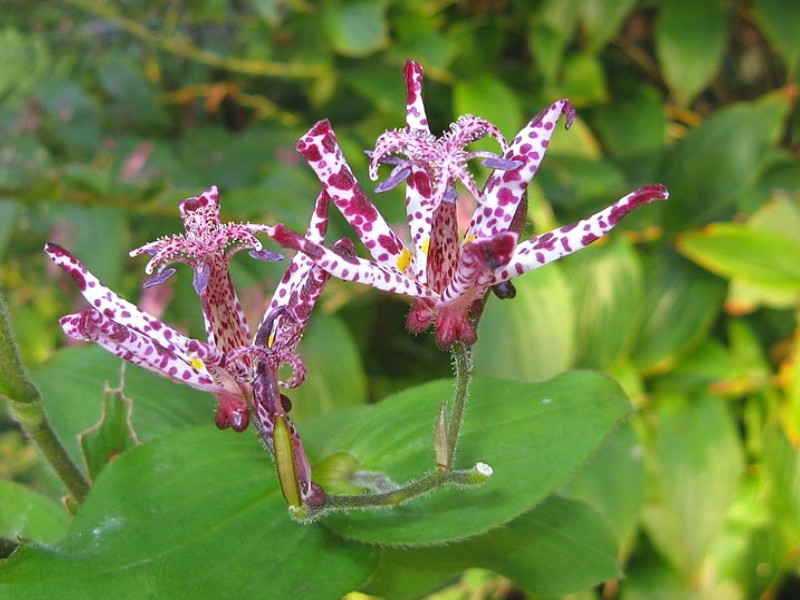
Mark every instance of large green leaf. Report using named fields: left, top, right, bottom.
left=642, top=393, right=744, bottom=574
left=33, top=346, right=214, bottom=468
left=655, top=0, right=728, bottom=106
left=362, top=495, right=620, bottom=599
left=321, top=0, right=388, bottom=57
left=0, top=480, right=70, bottom=545
left=0, top=428, right=378, bottom=599
left=474, top=264, right=575, bottom=382
left=309, top=372, right=632, bottom=545
left=659, top=94, right=788, bottom=234
left=562, top=238, right=643, bottom=370
left=632, top=251, right=726, bottom=375
left=678, top=224, right=800, bottom=292
left=566, top=421, right=645, bottom=555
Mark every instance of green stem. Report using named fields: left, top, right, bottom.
left=0, top=291, right=90, bottom=503
left=446, top=341, right=473, bottom=469
left=293, top=463, right=492, bottom=521
left=291, top=341, right=483, bottom=521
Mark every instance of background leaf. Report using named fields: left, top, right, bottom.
left=659, top=93, right=789, bottom=234
left=642, top=392, right=744, bottom=574
left=655, top=0, right=728, bottom=105
left=474, top=265, right=575, bottom=382
left=678, top=224, right=800, bottom=292
left=362, top=495, right=621, bottom=598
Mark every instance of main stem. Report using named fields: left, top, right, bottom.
left=0, top=292, right=90, bottom=503
left=446, top=341, right=473, bottom=469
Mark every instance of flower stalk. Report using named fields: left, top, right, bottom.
left=293, top=340, right=487, bottom=520
left=0, top=290, right=90, bottom=504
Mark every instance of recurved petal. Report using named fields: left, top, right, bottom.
left=490, top=184, right=669, bottom=284
left=469, top=99, right=576, bottom=240
left=45, top=243, right=198, bottom=358
left=59, top=309, right=222, bottom=393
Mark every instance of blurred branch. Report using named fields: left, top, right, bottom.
left=67, top=0, right=330, bottom=80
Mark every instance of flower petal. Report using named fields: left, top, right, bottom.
left=59, top=309, right=222, bottom=393
left=271, top=225, right=437, bottom=301
left=403, top=60, right=430, bottom=132
left=296, top=120, right=412, bottom=271
left=45, top=243, right=198, bottom=357
left=468, top=99, right=576, bottom=239
left=259, top=192, right=332, bottom=349
left=490, top=184, right=669, bottom=284
left=439, top=232, right=518, bottom=305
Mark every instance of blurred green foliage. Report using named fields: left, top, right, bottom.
left=1, top=0, right=799, bottom=598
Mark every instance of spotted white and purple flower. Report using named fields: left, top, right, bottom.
left=273, top=61, right=669, bottom=349
left=47, top=185, right=334, bottom=506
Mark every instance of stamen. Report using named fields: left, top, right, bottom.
left=375, top=165, right=412, bottom=193
left=142, top=268, right=176, bottom=288
left=482, top=156, right=524, bottom=171
left=193, top=260, right=210, bottom=295
left=249, top=248, right=285, bottom=262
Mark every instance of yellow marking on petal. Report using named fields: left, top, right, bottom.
left=268, top=331, right=276, bottom=348
left=189, top=357, right=205, bottom=371
left=421, top=237, right=430, bottom=255
left=396, top=248, right=413, bottom=273
left=463, top=234, right=476, bottom=244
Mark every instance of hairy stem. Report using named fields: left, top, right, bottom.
left=0, top=291, right=90, bottom=503
left=446, top=341, right=473, bottom=468
left=292, top=341, right=483, bottom=521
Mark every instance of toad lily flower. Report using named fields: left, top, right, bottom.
left=46, top=185, right=336, bottom=507
left=272, top=61, right=669, bottom=348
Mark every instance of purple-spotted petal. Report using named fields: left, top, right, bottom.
left=469, top=99, right=576, bottom=240
left=45, top=243, right=198, bottom=357
left=271, top=224, right=437, bottom=301
left=296, top=120, right=412, bottom=272
left=489, top=184, right=669, bottom=284
left=439, top=232, right=518, bottom=305
left=59, top=309, right=222, bottom=393
left=403, top=60, right=430, bottom=132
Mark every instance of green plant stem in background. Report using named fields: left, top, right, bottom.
left=67, top=0, right=328, bottom=80
left=0, top=291, right=90, bottom=504
left=294, top=341, right=486, bottom=520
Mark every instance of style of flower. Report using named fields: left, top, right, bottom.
left=46, top=185, right=335, bottom=507
left=272, top=61, right=669, bottom=348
